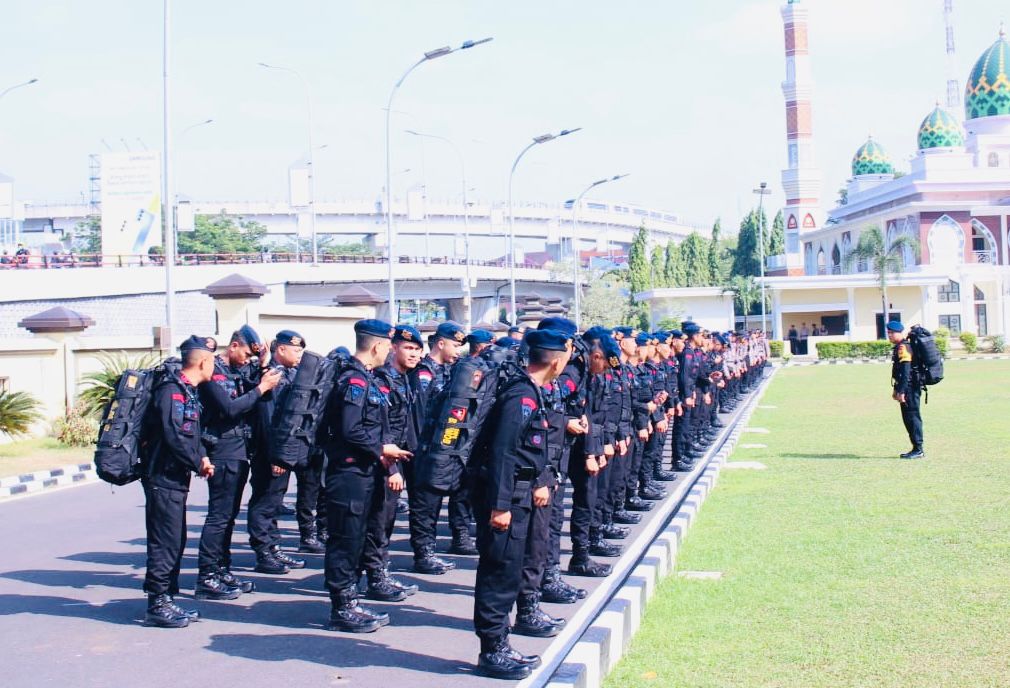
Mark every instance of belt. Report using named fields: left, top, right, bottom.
left=514, top=467, right=538, bottom=481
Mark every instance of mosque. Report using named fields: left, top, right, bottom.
left=764, top=1, right=1010, bottom=348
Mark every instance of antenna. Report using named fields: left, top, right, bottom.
left=944, top=0, right=960, bottom=111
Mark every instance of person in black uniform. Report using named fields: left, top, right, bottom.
left=141, top=335, right=218, bottom=628
left=471, top=329, right=571, bottom=680
left=247, top=330, right=307, bottom=575
left=361, top=324, right=423, bottom=602
left=507, top=325, right=526, bottom=342
left=408, top=321, right=473, bottom=574
left=196, top=326, right=282, bottom=599
left=467, top=329, right=495, bottom=357
left=321, top=319, right=413, bottom=633
left=887, top=320, right=925, bottom=459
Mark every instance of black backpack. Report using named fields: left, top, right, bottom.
left=269, top=348, right=351, bottom=471
left=93, top=358, right=178, bottom=486
left=907, top=325, right=944, bottom=386
left=414, top=346, right=523, bottom=492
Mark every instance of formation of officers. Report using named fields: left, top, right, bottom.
left=140, top=316, right=769, bottom=680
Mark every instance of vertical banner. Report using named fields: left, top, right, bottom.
left=100, top=152, right=163, bottom=256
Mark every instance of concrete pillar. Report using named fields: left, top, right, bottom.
left=202, top=273, right=269, bottom=340
left=846, top=286, right=856, bottom=341
left=17, top=306, right=95, bottom=415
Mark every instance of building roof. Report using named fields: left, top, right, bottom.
left=965, top=31, right=1010, bottom=120
left=635, top=287, right=733, bottom=300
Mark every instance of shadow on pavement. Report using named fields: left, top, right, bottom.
left=0, top=593, right=141, bottom=626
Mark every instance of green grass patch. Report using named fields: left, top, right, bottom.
left=0, top=437, right=92, bottom=477
left=607, top=360, right=1010, bottom=688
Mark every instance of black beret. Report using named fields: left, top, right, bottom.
left=435, top=321, right=467, bottom=343
left=525, top=329, right=571, bottom=352
left=599, top=334, right=622, bottom=368
left=682, top=322, right=701, bottom=336
left=392, top=325, right=422, bottom=344
left=275, top=329, right=306, bottom=348
left=467, top=329, right=495, bottom=345
left=354, top=319, right=393, bottom=339
left=538, top=317, right=577, bottom=337
left=180, top=334, right=217, bottom=355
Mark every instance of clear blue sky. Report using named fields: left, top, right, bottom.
left=0, top=0, right=1006, bottom=231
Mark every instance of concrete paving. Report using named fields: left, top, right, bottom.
left=0, top=445, right=689, bottom=688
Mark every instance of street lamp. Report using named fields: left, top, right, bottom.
left=405, top=129, right=474, bottom=330
left=0, top=78, right=38, bottom=101
left=569, top=173, right=629, bottom=327
left=753, top=182, right=772, bottom=332
left=162, top=0, right=176, bottom=350
left=384, top=37, right=493, bottom=323
left=507, top=128, right=581, bottom=324
left=259, top=62, right=318, bottom=266
left=174, top=118, right=214, bottom=250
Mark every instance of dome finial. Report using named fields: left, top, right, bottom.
left=1000, top=21, right=1006, bottom=38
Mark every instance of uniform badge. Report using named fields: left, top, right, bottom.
left=290, top=336, right=303, bottom=347
left=521, top=396, right=537, bottom=419
left=450, top=407, right=467, bottom=422
left=346, top=377, right=366, bottom=401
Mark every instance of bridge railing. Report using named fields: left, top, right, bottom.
left=0, top=252, right=544, bottom=270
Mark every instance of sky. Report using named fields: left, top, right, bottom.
left=0, top=0, right=1007, bottom=232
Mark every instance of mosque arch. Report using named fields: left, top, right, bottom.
left=970, top=219, right=997, bottom=263
left=927, top=215, right=965, bottom=267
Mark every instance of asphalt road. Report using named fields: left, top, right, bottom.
left=0, top=437, right=696, bottom=688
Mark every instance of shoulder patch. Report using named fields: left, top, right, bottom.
left=564, top=379, right=577, bottom=393
left=521, top=396, right=537, bottom=419
left=348, top=377, right=367, bottom=388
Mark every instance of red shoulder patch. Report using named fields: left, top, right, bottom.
left=564, top=379, right=577, bottom=393
left=521, top=397, right=538, bottom=410
left=212, top=374, right=227, bottom=381
left=171, top=393, right=185, bottom=402
left=378, top=385, right=390, bottom=394
left=418, top=370, right=433, bottom=380
left=348, top=377, right=367, bottom=388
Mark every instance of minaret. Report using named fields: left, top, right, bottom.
left=943, top=0, right=960, bottom=110
left=780, top=0, right=822, bottom=275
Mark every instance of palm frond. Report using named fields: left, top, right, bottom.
left=0, top=390, right=44, bottom=437
left=77, top=350, right=162, bottom=419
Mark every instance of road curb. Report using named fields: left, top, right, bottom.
left=536, top=371, right=775, bottom=688
left=0, top=462, right=97, bottom=499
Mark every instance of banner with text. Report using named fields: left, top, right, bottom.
left=101, top=152, right=162, bottom=256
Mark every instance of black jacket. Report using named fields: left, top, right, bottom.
left=143, top=371, right=204, bottom=491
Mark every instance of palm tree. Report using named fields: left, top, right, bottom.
left=0, top=390, right=44, bottom=437
left=843, top=225, right=919, bottom=330
left=726, top=275, right=763, bottom=326
left=77, top=351, right=161, bottom=419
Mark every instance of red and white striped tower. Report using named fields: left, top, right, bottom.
left=780, top=0, right=822, bottom=274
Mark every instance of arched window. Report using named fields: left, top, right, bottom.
left=937, top=279, right=960, bottom=303
left=831, top=244, right=841, bottom=273
left=989, top=152, right=1000, bottom=167
left=928, top=215, right=965, bottom=267
left=974, top=285, right=985, bottom=301
left=816, top=248, right=826, bottom=274
left=970, top=220, right=997, bottom=263
left=804, top=242, right=814, bottom=275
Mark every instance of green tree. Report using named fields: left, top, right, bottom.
left=581, top=272, right=634, bottom=328
left=843, top=225, right=919, bottom=329
left=663, top=241, right=684, bottom=287
left=767, top=210, right=785, bottom=257
left=177, top=213, right=267, bottom=255
left=726, top=275, right=762, bottom=316
left=70, top=217, right=102, bottom=254
left=628, top=225, right=650, bottom=295
left=731, top=209, right=765, bottom=277
left=680, top=232, right=711, bottom=287
left=650, top=247, right=666, bottom=288
left=707, top=219, right=723, bottom=284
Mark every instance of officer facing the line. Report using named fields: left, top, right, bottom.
left=887, top=320, right=925, bottom=459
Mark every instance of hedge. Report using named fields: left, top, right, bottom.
left=815, top=341, right=893, bottom=359
left=769, top=340, right=784, bottom=358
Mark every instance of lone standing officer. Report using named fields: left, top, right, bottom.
left=471, top=329, right=571, bottom=680
left=321, top=319, right=412, bottom=633
left=141, top=335, right=218, bottom=628
left=887, top=320, right=925, bottom=459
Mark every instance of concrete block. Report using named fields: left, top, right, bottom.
left=0, top=476, right=19, bottom=488
left=617, top=578, right=647, bottom=635
left=669, top=514, right=690, bottom=539
left=547, top=662, right=587, bottom=688
left=655, top=532, right=679, bottom=567
left=633, top=558, right=660, bottom=599
left=567, top=641, right=601, bottom=688
left=581, top=625, right=613, bottom=676
left=646, top=544, right=670, bottom=577
left=603, top=598, right=632, bottom=651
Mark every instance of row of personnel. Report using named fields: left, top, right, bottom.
left=137, top=318, right=769, bottom=680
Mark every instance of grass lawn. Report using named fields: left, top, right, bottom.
left=607, top=360, right=1010, bottom=688
left=0, top=437, right=93, bottom=477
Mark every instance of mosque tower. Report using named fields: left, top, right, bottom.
left=779, top=0, right=822, bottom=275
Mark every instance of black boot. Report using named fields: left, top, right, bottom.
left=512, top=591, right=563, bottom=638
left=600, top=523, right=629, bottom=540
left=365, top=569, right=408, bottom=602
left=396, top=498, right=409, bottom=515
left=638, top=485, right=665, bottom=501
left=254, top=549, right=290, bottom=575
left=900, top=445, right=925, bottom=459
left=540, top=564, right=584, bottom=603
left=165, top=596, right=200, bottom=621
left=327, top=587, right=387, bottom=633
left=612, top=509, right=642, bottom=524
left=674, top=459, right=695, bottom=472
left=477, top=634, right=536, bottom=680
left=271, top=545, right=306, bottom=569
left=653, top=468, right=677, bottom=482
left=413, top=546, right=455, bottom=574
left=298, top=531, right=326, bottom=554
left=589, top=529, right=622, bottom=557
left=625, top=495, right=653, bottom=512
left=195, top=571, right=241, bottom=601
left=219, top=567, right=255, bottom=593
left=567, top=549, right=613, bottom=577
left=449, top=528, right=478, bottom=556
left=383, top=563, right=419, bottom=596
left=144, top=593, right=190, bottom=628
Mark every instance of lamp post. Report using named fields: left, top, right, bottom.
left=0, top=78, right=38, bottom=101
left=569, top=173, right=629, bottom=327
left=385, top=38, right=492, bottom=323
left=405, top=129, right=474, bottom=330
left=753, top=182, right=772, bottom=332
left=259, top=62, right=318, bottom=266
left=162, top=0, right=176, bottom=350
left=507, top=128, right=581, bottom=324
left=174, top=118, right=214, bottom=251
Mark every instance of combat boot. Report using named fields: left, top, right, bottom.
left=674, top=459, right=696, bottom=472
left=396, top=498, right=410, bottom=515
left=254, top=549, right=290, bottom=575
left=612, top=509, right=642, bottom=524
left=328, top=588, right=383, bottom=633
left=413, top=546, right=455, bottom=574
left=144, top=593, right=189, bottom=628
left=218, top=567, right=255, bottom=593
left=165, top=596, right=200, bottom=621
left=449, top=528, right=478, bottom=556
left=365, top=569, right=408, bottom=602
left=476, top=634, right=536, bottom=680
left=711, top=417, right=725, bottom=428
left=540, top=565, right=584, bottom=603
left=512, top=592, right=563, bottom=638
left=639, top=484, right=665, bottom=501
left=624, top=495, right=653, bottom=512
left=589, top=529, right=622, bottom=557
left=270, top=545, right=306, bottom=569
left=298, top=532, right=325, bottom=554
left=900, top=446, right=925, bottom=460
left=195, top=571, right=241, bottom=601
left=567, top=547, right=612, bottom=577
left=600, top=523, right=629, bottom=540
left=382, top=563, right=419, bottom=596
left=653, top=468, right=677, bottom=482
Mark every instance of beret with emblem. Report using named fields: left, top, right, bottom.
left=599, top=334, right=622, bottom=369
left=582, top=325, right=612, bottom=343
left=538, top=317, right=577, bottom=337
left=613, top=326, right=637, bottom=340
left=354, top=319, right=393, bottom=339
left=525, top=329, right=570, bottom=352
left=467, top=329, right=495, bottom=345
left=435, top=321, right=467, bottom=343
left=276, top=329, right=306, bottom=348
left=682, top=321, right=701, bottom=336
left=634, top=332, right=653, bottom=346
left=180, top=334, right=217, bottom=355
left=235, top=324, right=263, bottom=349
left=392, top=325, right=421, bottom=344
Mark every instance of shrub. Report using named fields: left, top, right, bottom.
left=78, top=350, right=161, bottom=419
left=815, top=341, right=893, bottom=359
left=55, top=406, right=98, bottom=447
left=0, top=390, right=44, bottom=437
left=769, top=340, right=784, bottom=358
left=934, top=331, right=949, bottom=358
left=959, top=331, right=978, bottom=354
left=987, top=334, right=1005, bottom=353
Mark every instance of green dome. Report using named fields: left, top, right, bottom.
left=965, top=32, right=1010, bottom=119
left=917, top=105, right=964, bottom=149
left=851, top=137, right=894, bottom=176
